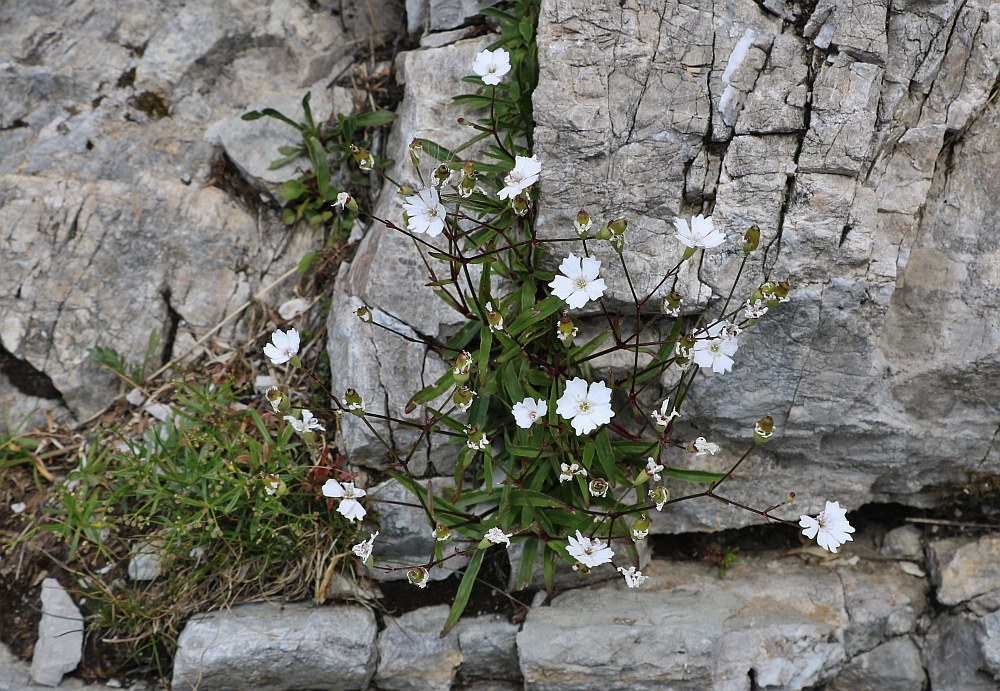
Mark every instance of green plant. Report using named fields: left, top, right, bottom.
left=242, top=92, right=395, bottom=230
left=89, top=329, right=159, bottom=387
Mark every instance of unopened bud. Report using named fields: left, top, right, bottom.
left=574, top=210, right=593, bottom=237
left=351, top=145, right=375, bottom=172
left=452, top=350, right=473, bottom=382
left=409, top=138, right=422, bottom=166
left=743, top=225, right=760, bottom=254
left=594, top=224, right=612, bottom=241
left=631, top=515, right=651, bottom=540
left=784, top=491, right=796, bottom=504
left=557, top=314, right=578, bottom=346
left=453, top=386, right=476, bottom=412
left=355, top=305, right=373, bottom=323
left=398, top=185, right=415, bottom=197
left=649, top=486, right=670, bottom=511
left=344, top=388, right=365, bottom=417
left=754, top=415, right=774, bottom=443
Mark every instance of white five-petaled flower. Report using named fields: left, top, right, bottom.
left=403, top=187, right=447, bottom=237
left=566, top=530, right=615, bottom=568
left=263, top=328, right=300, bottom=365
left=512, top=397, right=548, bottom=429
left=322, top=479, right=367, bottom=522
left=556, top=377, right=614, bottom=436
left=799, top=501, right=856, bottom=553
left=651, top=399, right=680, bottom=428
left=692, top=437, right=720, bottom=456
left=644, top=457, right=663, bottom=482
left=618, top=566, right=648, bottom=588
left=549, top=254, right=607, bottom=310
left=352, top=531, right=378, bottom=563
left=674, top=213, right=725, bottom=250
left=284, top=409, right=326, bottom=435
left=693, top=321, right=740, bottom=374
left=472, top=47, right=511, bottom=86
left=498, top=155, right=542, bottom=200
left=485, top=527, right=512, bottom=547
left=559, top=462, right=587, bottom=483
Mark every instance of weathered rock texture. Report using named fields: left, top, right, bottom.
left=30, top=578, right=84, bottom=686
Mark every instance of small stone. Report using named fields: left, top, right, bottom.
left=881, top=525, right=923, bottom=560
left=278, top=297, right=310, bottom=320
left=376, top=606, right=462, bottom=691
left=30, top=579, right=84, bottom=686
left=127, top=541, right=162, bottom=581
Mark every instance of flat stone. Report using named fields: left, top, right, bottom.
left=880, top=525, right=924, bottom=560
left=827, top=636, right=926, bottom=691
left=171, top=603, right=377, bottom=690
left=376, top=605, right=463, bottom=691
left=455, top=615, right=521, bottom=684
left=30, top=578, right=84, bottom=687
left=927, top=535, right=1000, bottom=606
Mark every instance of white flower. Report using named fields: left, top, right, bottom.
left=334, top=192, right=351, bottom=210
left=512, top=397, right=547, bottom=429
left=284, top=409, right=325, bottom=434
left=556, top=377, right=614, bottom=436
left=352, top=531, right=378, bottom=563
left=692, top=437, right=720, bottom=456
left=618, top=566, right=648, bottom=588
left=262, top=475, right=281, bottom=496
left=322, top=479, right=368, bottom=522
left=800, top=501, right=855, bottom=553
left=472, top=47, right=511, bottom=86
left=674, top=214, right=725, bottom=249
left=263, top=328, right=300, bottom=365
left=693, top=321, right=739, bottom=374
left=549, top=254, right=607, bottom=310
left=651, top=399, right=679, bottom=428
left=498, top=155, right=542, bottom=200
left=744, top=299, right=769, bottom=320
left=559, top=462, right=587, bottom=483
left=403, top=187, right=447, bottom=237
left=566, top=530, right=614, bottom=568
left=485, top=527, right=512, bottom=547
left=644, top=457, right=663, bottom=482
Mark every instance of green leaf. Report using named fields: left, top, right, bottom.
left=352, top=110, right=396, bottom=128
left=241, top=108, right=302, bottom=130
left=297, top=251, right=318, bottom=275
left=301, top=91, right=315, bottom=131
left=594, top=430, right=616, bottom=481
left=662, top=467, right=728, bottom=483
left=441, top=549, right=485, bottom=636
left=304, top=135, right=331, bottom=198
left=406, top=368, right=456, bottom=411
left=417, top=138, right=458, bottom=164
left=516, top=538, right=538, bottom=589
left=480, top=7, right=519, bottom=23
left=506, top=295, right=563, bottom=337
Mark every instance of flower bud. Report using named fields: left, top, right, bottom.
left=608, top=217, right=628, bottom=237
left=754, top=415, right=774, bottom=443
left=265, top=386, right=289, bottom=415
left=397, top=185, right=415, bottom=197
left=453, top=386, right=476, bottom=412
left=588, top=478, right=609, bottom=498
left=407, top=567, right=429, bottom=589
left=649, top=486, right=670, bottom=511
left=355, top=305, right=373, bottom=323
left=344, top=388, right=365, bottom=417
left=783, top=491, right=796, bottom=504
left=458, top=160, right=477, bottom=198
left=452, top=350, right=473, bottom=382
left=631, top=515, right=651, bottom=540
left=465, top=425, right=489, bottom=450
left=743, top=224, right=760, bottom=254
left=262, top=473, right=287, bottom=497
left=557, top=314, right=578, bottom=346
left=660, top=291, right=682, bottom=317
left=409, top=138, right=422, bottom=166
left=594, top=224, right=612, bottom=241
left=432, top=523, right=452, bottom=542
left=351, top=145, right=375, bottom=172
left=574, top=210, right=593, bottom=237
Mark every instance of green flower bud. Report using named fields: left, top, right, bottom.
left=407, top=567, right=429, bottom=589
left=344, top=388, right=365, bottom=417
left=754, top=415, right=774, bottom=443
left=453, top=386, right=476, bottom=412
left=743, top=224, right=760, bottom=254
left=661, top=291, right=682, bottom=317
left=409, top=138, right=422, bottom=166
left=594, top=224, right=612, bottom=241
left=574, top=210, right=593, bottom=237
left=649, top=486, right=670, bottom=511
left=355, top=305, right=373, bottom=323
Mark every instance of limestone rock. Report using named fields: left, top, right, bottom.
left=455, top=615, right=521, bottom=684
left=376, top=605, right=463, bottom=691
left=880, top=524, right=924, bottom=560
left=30, top=578, right=84, bottom=687
left=171, top=603, right=377, bottom=690
left=927, top=535, right=1000, bottom=606
left=837, top=560, right=929, bottom=657
left=827, top=636, right=926, bottom=691
left=517, top=557, right=848, bottom=690
left=924, top=612, right=1000, bottom=691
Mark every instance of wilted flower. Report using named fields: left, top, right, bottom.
left=454, top=386, right=477, bottom=412
left=465, top=426, right=489, bottom=450
left=618, top=566, right=648, bottom=588
left=556, top=377, right=614, bottom=436
left=432, top=523, right=453, bottom=542
left=744, top=299, right=769, bottom=320
left=631, top=515, right=650, bottom=540
left=651, top=399, right=679, bottom=428
left=344, top=388, right=365, bottom=416
left=355, top=305, right=373, bottom=322
left=557, top=315, right=578, bottom=345
left=407, top=567, right=429, bottom=589
left=691, top=437, right=721, bottom=456
left=263, top=328, right=299, bottom=365
left=588, top=478, right=609, bottom=498
left=484, top=527, right=512, bottom=548
left=334, top=192, right=352, bottom=211
left=484, top=301, right=504, bottom=332
left=559, top=462, right=587, bottom=483
left=800, top=501, right=855, bottom=553
left=472, top=47, right=511, bottom=86
left=674, top=214, right=725, bottom=250
left=262, top=474, right=285, bottom=497
left=661, top=291, right=682, bottom=317
left=549, top=254, right=607, bottom=310
left=352, top=531, right=378, bottom=564
left=643, top=457, right=663, bottom=482
left=284, top=409, right=326, bottom=435
left=574, top=210, right=593, bottom=237
left=265, top=386, right=284, bottom=414
left=566, top=530, right=614, bottom=568
left=649, top=486, right=670, bottom=511
left=754, top=415, right=774, bottom=443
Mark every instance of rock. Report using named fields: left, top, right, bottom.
left=927, top=535, right=1000, bottom=606
left=880, top=524, right=924, bottom=560
left=837, top=560, right=928, bottom=657
left=127, top=541, right=163, bottom=581
left=924, top=613, right=999, bottom=691
left=376, top=605, right=463, bottom=691
left=455, top=615, right=521, bottom=684
left=0, top=641, right=32, bottom=690
left=30, top=578, right=84, bottom=687
left=827, top=636, right=926, bottom=691
left=171, top=603, right=377, bottom=690
left=364, top=477, right=469, bottom=581
left=427, top=0, right=497, bottom=32
left=517, top=557, right=847, bottom=690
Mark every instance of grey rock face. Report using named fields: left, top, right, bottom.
left=376, top=605, right=463, bottom=691
left=927, top=535, right=1000, bottom=606
left=827, top=636, right=927, bottom=691
left=30, top=578, right=84, bottom=687
left=880, top=524, right=924, bottom=560
left=455, top=615, right=521, bottom=685
left=170, top=603, right=377, bottom=691
left=0, top=0, right=349, bottom=430
left=924, top=613, right=1000, bottom=691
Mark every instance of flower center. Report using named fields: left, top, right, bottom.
left=709, top=342, right=721, bottom=354
left=574, top=277, right=588, bottom=289
left=577, top=401, right=591, bottom=413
